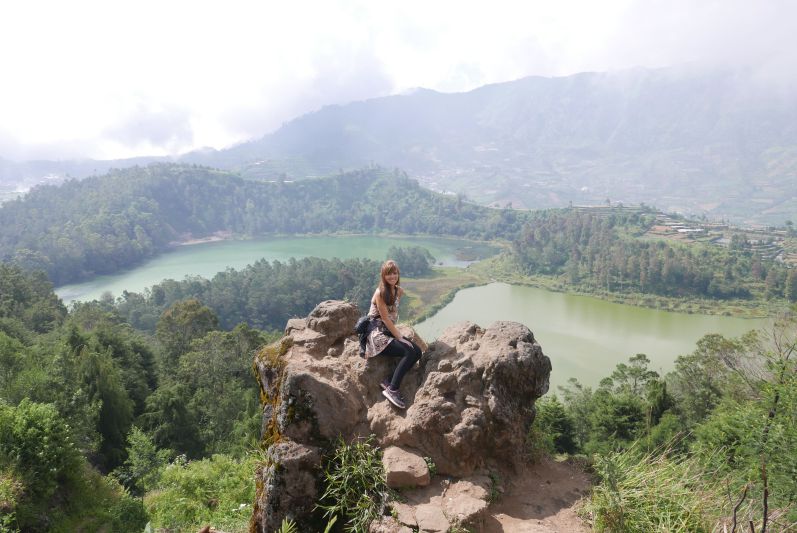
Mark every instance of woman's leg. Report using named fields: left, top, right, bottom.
left=380, top=339, right=422, bottom=390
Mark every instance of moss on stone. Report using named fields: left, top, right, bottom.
left=254, top=335, right=295, bottom=448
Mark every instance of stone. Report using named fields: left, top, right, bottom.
left=249, top=441, right=321, bottom=532
left=390, top=501, right=417, bottom=528
left=414, top=503, right=450, bottom=532
left=442, top=478, right=491, bottom=528
left=251, top=300, right=552, bottom=533
left=382, top=446, right=430, bottom=488
left=369, top=516, right=414, bottom=533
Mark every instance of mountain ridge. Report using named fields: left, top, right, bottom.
left=3, top=66, right=797, bottom=223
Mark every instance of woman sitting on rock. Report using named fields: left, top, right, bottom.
left=366, top=259, right=422, bottom=409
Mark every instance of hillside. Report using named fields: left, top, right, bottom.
left=2, top=162, right=793, bottom=307
left=4, top=66, right=796, bottom=225
left=186, top=66, right=797, bottom=225
left=0, top=164, right=511, bottom=285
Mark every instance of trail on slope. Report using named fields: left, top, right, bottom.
left=484, top=458, right=592, bottom=533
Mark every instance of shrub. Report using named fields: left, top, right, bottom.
left=113, top=426, right=171, bottom=495
left=143, top=453, right=257, bottom=532
left=587, top=446, right=725, bottom=532
left=0, top=400, right=81, bottom=501
left=0, top=467, right=23, bottom=532
left=532, top=396, right=577, bottom=454
left=317, top=436, right=388, bottom=532
left=48, top=469, right=148, bottom=533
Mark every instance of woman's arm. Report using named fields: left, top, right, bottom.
left=374, top=289, right=405, bottom=340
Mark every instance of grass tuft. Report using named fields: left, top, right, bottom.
left=586, top=446, right=726, bottom=533
left=316, top=436, right=388, bottom=533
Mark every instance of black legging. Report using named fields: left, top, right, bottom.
left=380, top=338, right=422, bottom=389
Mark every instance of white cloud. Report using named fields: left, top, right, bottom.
left=0, top=0, right=793, bottom=160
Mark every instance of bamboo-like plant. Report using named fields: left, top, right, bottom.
left=316, top=436, right=388, bottom=533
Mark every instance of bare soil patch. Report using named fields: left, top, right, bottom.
left=484, top=458, right=592, bottom=533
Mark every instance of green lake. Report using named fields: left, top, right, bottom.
left=55, top=236, right=770, bottom=389
left=55, top=235, right=498, bottom=303
left=414, top=283, right=770, bottom=389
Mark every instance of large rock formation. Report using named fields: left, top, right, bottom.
left=249, top=300, right=551, bottom=532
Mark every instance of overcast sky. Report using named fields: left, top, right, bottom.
left=1, top=0, right=795, bottom=161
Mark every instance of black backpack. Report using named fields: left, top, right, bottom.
left=354, top=315, right=370, bottom=336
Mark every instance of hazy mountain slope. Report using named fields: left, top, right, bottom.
left=188, top=66, right=797, bottom=224
left=3, top=66, right=796, bottom=224
left=0, top=156, right=166, bottom=185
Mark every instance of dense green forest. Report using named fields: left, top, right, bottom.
left=1, top=163, right=793, bottom=310
left=534, top=310, right=797, bottom=530
left=0, top=164, right=505, bottom=286
left=3, top=261, right=794, bottom=531
left=0, top=264, right=275, bottom=530
left=512, top=209, right=797, bottom=302
left=101, top=249, right=433, bottom=333
left=107, top=256, right=382, bottom=332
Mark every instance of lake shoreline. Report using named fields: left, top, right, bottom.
left=170, top=230, right=235, bottom=246
left=168, top=230, right=504, bottom=248
left=468, top=255, right=779, bottom=320
left=58, top=232, right=778, bottom=321
left=413, top=282, right=771, bottom=389
left=55, top=234, right=498, bottom=304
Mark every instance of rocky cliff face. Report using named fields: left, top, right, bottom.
left=249, top=300, right=552, bottom=532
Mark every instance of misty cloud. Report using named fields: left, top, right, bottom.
left=103, top=104, right=195, bottom=154
left=220, top=40, right=394, bottom=142
left=2, top=0, right=796, bottom=160
left=601, top=0, right=797, bottom=86
left=0, top=131, right=101, bottom=162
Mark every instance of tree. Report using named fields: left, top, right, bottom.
left=785, top=270, right=797, bottom=303
left=0, top=400, right=82, bottom=502
left=605, top=354, right=659, bottom=395
left=140, top=383, right=203, bottom=458
left=387, top=246, right=435, bottom=277
left=156, top=298, right=219, bottom=374
left=115, top=426, right=171, bottom=495
left=177, top=324, right=267, bottom=453
left=77, top=346, right=134, bottom=470
left=534, top=396, right=577, bottom=454
left=667, top=333, right=746, bottom=426
left=558, top=378, right=595, bottom=450
left=765, top=269, right=783, bottom=299
left=691, top=314, right=797, bottom=529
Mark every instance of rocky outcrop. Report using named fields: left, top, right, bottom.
left=249, top=300, right=551, bottom=532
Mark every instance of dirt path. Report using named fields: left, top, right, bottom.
left=385, top=457, right=592, bottom=533
left=484, top=458, right=592, bottom=533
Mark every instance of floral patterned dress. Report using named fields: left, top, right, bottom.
left=365, top=295, right=400, bottom=358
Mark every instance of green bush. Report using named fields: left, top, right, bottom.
left=317, top=436, right=388, bottom=533
left=0, top=400, right=148, bottom=532
left=113, top=426, right=171, bottom=495
left=533, top=395, right=577, bottom=454
left=143, top=453, right=257, bottom=532
left=587, top=446, right=725, bottom=533
left=0, top=467, right=23, bottom=532
left=0, top=400, right=81, bottom=501
left=48, top=468, right=148, bottom=533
